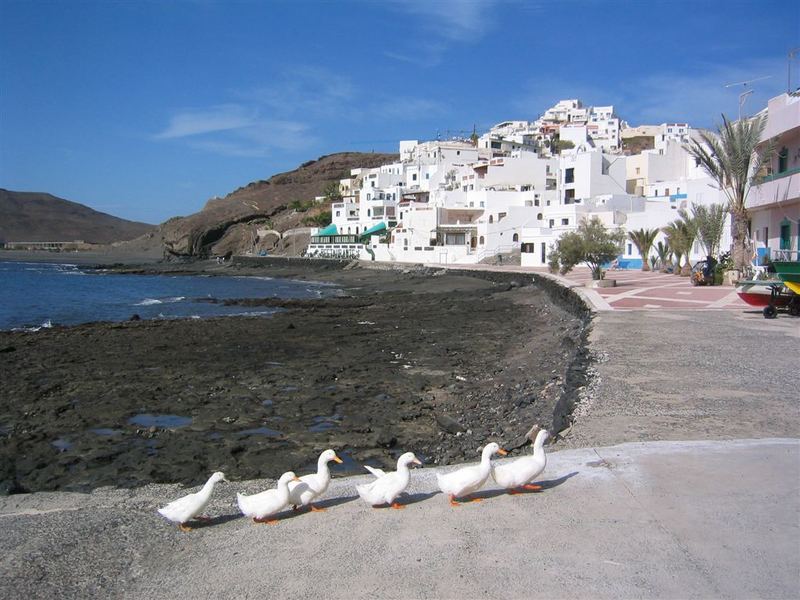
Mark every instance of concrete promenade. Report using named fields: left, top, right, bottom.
left=0, top=264, right=798, bottom=599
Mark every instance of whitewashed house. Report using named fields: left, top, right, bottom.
left=748, top=92, right=800, bottom=262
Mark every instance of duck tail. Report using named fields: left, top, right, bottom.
left=236, top=492, right=249, bottom=515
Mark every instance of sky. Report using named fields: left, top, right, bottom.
left=1, top=0, right=798, bottom=224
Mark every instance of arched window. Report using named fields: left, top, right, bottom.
left=537, top=213, right=543, bottom=220
left=489, top=215, right=494, bottom=224
left=513, top=233, right=519, bottom=242
left=479, top=236, right=485, bottom=245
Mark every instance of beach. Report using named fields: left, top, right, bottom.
left=0, top=257, right=589, bottom=494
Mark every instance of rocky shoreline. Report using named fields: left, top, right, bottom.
left=0, top=257, right=590, bottom=494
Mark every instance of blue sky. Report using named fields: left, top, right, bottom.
left=1, top=0, right=798, bottom=224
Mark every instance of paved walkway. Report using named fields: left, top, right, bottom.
left=1, top=439, right=797, bottom=599
left=443, top=264, right=753, bottom=312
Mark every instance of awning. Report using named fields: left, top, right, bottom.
left=360, top=222, right=387, bottom=238
left=317, top=224, right=338, bottom=236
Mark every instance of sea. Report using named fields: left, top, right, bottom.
left=0, top=261, right=338, bottom=331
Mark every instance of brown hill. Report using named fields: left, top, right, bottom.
left=0, top=190, right=154, bottom=244
left=160, top=151, right=397, bottom=258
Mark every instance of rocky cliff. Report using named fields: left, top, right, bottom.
left=159, top=152, right=397, bottom=258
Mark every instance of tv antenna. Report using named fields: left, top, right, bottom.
left=789, top=47, right=800, bottom=92
left=724, top=75, right=772, bottom=119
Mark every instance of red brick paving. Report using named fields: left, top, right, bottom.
left=441, top=263, right=750, bottom=311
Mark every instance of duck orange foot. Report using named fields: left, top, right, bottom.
left=253, top=517, right=280, bottom=525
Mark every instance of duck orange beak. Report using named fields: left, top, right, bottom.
left=497, top=449, right=508, bottom=456
left=333, top=455, right=343, bottom=464
left=412, top=458, right=423, bottom=466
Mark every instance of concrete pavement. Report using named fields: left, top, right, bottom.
left=0, top=438, right=797, bottom=599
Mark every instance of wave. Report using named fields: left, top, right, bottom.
left=134, top=296, right=185, bottom=306
left=13, top=318, right=54, bottom=333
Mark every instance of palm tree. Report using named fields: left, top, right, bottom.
left=685, top=114, right=769, bottom=271
left=691, top=202, right=727, bottom=259
left=662, top=223, right=685, bottom=274
left=663, top=217, right=696, bottom=276
left=654, top=241, right=672, bottom=272
left=627, top=228, right=659, bottom=271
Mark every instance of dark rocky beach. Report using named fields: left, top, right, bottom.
left=0, top=257, right=589, bottom=494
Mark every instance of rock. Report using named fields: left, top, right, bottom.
left=436, top=413, right=465, bottom=434
left=221, top=416, right=237, bottom=424
left=129, top=314, right=141, bottom=321
left=376, top=429, right=397, bottom=448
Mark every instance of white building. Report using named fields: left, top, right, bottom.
left=748, top=92, right=800, bottom=262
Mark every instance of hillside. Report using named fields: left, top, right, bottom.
left=0, top=190, right=154, bottom=244
left=159, top=151, right=397, bottom=258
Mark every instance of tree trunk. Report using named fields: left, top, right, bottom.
left=731, top=210, right=752, bottom=272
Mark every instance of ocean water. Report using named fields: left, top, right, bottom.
left=0, top=261, right=337, bottom=330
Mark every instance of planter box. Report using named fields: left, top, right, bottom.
left=723, top=270, right=741, bottom=286
left=592, top=279, right=617, bottom=288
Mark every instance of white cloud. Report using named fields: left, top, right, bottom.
left=154, top=104, right=256, bottom=139
left=507, top=57, right=789, bottom=129
left=370, top=97, right=447, bottom=120
left=394, top=0, right=496, bottom=42
left=384, top=0, right=499, bottom=66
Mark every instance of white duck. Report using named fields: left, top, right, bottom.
left=436, top=442, right=507, bottom=506
left=356, top=452, right=422, bottom=509
left=237, top=471, right=300, bottom=524
left=288, top=449, right=343, bottom=512
left=157, top=471, right=228, bottom=532
left=492, top=428, right=549, bottom=493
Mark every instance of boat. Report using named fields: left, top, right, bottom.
left=735, top=280, right=792, bottom=307
left=771, top=260, right=800, bottom=295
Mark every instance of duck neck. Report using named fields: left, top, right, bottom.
left=199, top=477, right=217, bottom=497
left=277, top=479, right=291, bottom=502
left=396, top=462, right=411, bottom=487
left=316, top=459, right=332, bottom=485
left=479, top=450, right=494, bottom=477
left=532, top=433, right=546, bottom=457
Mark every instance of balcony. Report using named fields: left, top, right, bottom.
left=749, top=169, right=800, bottom=210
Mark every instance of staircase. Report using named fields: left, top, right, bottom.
left=477, top=247, right=521, bottom=266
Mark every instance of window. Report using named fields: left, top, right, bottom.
left=627, top=243, right=632, bottom=255
left=549, top=219, right=555, bottom=228
left=489, top=215, right=494, bottom=224
left=445, top=233, right=466, bottom=245
left=665, top=188, right=670, bottom=196
left=491, top=141, right=501, bottom=149
left=498, top=212, right=507, bottom=221
left=426, top=173, right=430, bottom=179
left=479, top=236, right=485, bottom=245
left=561, top=218, right=569, bottom=225
left=635, top=167, right=640, bottom=175
left=412, top=174, right=417, bottom=181
left=456, top=150, right=460, bottom=155
left=513, top=233, right=519, bottom=242
left=537, top=213, right=543, bottom=220
left=565, top=168, right=574, bottom=184
left=335, top=211, right=340, bottom=217
left=778, top=147, right=788, bottom=173
left=780, top=220, right=791, bottom=250
left=565, top=189, right=575, bottom=203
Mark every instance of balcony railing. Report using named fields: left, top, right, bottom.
left=754, top=166, right=800, bottom=185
